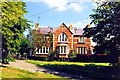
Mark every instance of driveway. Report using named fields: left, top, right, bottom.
left=4, top=60, right=95, bottom=79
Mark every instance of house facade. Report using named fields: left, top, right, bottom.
left=33, top=23, right=92, bottom=58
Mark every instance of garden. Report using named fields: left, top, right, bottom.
left=26, top=60, right=119, bottom=80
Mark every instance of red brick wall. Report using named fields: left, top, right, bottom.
left=53, top=24, right=73, bottom=56
left=73, top=35, right=91, bottom=54
left=34, top=23, right=92, bottom=58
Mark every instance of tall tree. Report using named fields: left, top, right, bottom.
left=1, top=1, right=31, bottom=63
left=83, top=1, right=120, bottom=66
left=29, top=27, right=53, bottom=57
left=30, top=30, right=47, bottom=54
left=19, top=36, right=32, bottom=59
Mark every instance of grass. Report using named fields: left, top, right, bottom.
left=26, top=60, right=119, bottom=80
left=0, top=66, right=68, bottom=79
left=26, top=60, right=110, bottom=66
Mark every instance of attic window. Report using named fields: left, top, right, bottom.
left=79, top=37, right=85, bottom=43
left=58, top=33, right=68, bottom=42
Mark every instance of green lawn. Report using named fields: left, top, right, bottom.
left=26, top=60, right=110, bottom=66
left=26, top=60, right=119, bottom=79
left=1, top=66, right=68, bottom=79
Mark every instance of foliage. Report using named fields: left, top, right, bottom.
left=69, top=51, right=76, bottom=58
left=83, top=2, right=120, bottom=65
left=30, top=29, right=53, bottom=56
left=31, top=30, right=46, bottom=48
left=30, top=30, right=47, bottom=54
left=19, top=36, right=32, bottom=58
left=1, top=1, right=31, bottom=63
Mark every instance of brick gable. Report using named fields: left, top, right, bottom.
left=33, top=23, right=92, bottom=58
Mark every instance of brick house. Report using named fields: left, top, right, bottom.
left=33, top=23, right=92, bottom=58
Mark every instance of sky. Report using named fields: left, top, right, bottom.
left=24, top=0, right=97, bottom=29
left=23, top=0, right=98, bottom=46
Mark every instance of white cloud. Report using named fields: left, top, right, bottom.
left=69, top=3, right=86, bottom=12
left=71, top=21, right=82, bottom=27
left=43, top=0, right=68, bottom=11
left=66, top=18, right=94, bottom=28
left=43, top=0, right=87, bottom=12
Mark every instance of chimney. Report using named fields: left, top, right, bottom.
left=86, top=24, right=90, bottom=28
left=69, top=23, right=73, bottom=31
left=35, top=22, right=39, bottom=30
left=50, top=27, right=53, bottom=32
left=74, top=27, right=77, bottom=34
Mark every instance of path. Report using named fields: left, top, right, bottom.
left=4, top=60, right=95, bottom=79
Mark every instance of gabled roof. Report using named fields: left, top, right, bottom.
left=36, top=23, right=84, bottom=35
left=60, top=23, right=73, bottom=34
left=37, top=26, right=57, bottom=34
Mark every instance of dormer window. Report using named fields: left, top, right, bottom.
left=79, top=37, right=85, bottom=43
left=58, top=33, right=68, bottom=42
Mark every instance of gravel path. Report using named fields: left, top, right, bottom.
left=5, top=60, right=40, bottom=72
left=4, top=60, right=95, bottom=79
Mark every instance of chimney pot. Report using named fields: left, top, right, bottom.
left=69, top=23, right=73, bottom=31
left=74, top=27, right=77, bottom=34
left=35, top=22, right=39, bottom=30
left=86, top=24, right=90, bottom=28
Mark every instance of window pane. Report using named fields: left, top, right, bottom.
left=79, top=37, right=84, bottom=43
left=79, top=48, right=80, bottom=54
left=62, top=33, right=64, bottom=41
left=84, top=48, right=86, bottom=54
left=61, top=46, right=63, bottom=53
left=64, top=46, right=66, bottom=53
left=58, top=33, right=67, bottom=42
left=60, top=35, right=61, bottom=41
left=37, top=48, right=39, bottom=53
left=43, top=47, right=45, bottom=53
left=59, top=46, right=61, bottom=53
left=40, top=48, right=42, bottom=53
left=46, top=47, right=48, bottom=53
left=81, top=48, right=82, bottom=54
left=78, top=48, right=79, bottom=54
left=65, top=35, right=67, bottom=41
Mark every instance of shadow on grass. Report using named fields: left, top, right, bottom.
left=0, top=65, right=7, bottom=68
left=36, top=63, right=119, bottom=80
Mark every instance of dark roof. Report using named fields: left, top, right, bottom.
left=36, top=25, right=84, bottom=35
left=37, top=26, right=57, bottom=34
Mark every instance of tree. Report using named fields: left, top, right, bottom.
left=30, top=30, right=47, bottom=54
left=18, top=36, right=32, bottom=59
left=83, top=2, right=120, bottom=66
left=48, top=32, right=54, bottom=61
left=29, top=28, right=54, bottom=59
left=1, top=1, right=31, bottom=63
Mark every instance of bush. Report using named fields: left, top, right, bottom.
left=69, top=51, right=76, bottom=58
left=74, top=54, right=114, bottom=62
left=75, top=54, right=93, bottom=62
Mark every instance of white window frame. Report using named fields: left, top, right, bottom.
left=79, top=37, right=85, bottom=43
left=58, top=46, right=67, bottom=54
left=77, top=47, right=87, bottom=54
left=36, top=47, right=50, bottom=54
left=58, top=33, right=68, bottom=42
